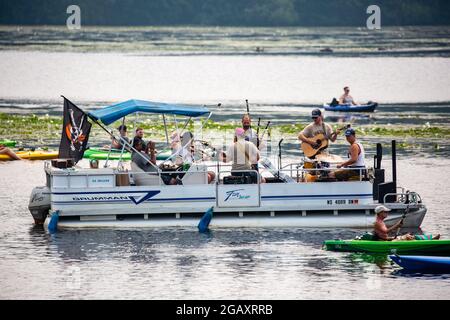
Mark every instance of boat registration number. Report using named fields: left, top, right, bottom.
left=327, top=199, right=359, bottom=205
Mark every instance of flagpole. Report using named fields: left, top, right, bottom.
left=60, top=96, right=160, bottom=172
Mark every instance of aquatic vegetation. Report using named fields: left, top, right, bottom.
left=1, top=112, right=449, bottom=149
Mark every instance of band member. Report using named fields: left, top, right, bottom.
left=298, top=109, right=340, bottom=156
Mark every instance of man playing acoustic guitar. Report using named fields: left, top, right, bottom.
left=298, top=109, right=340, bottom=158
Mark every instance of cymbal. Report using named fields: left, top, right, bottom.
left=315, top=153, right=344, bottom=163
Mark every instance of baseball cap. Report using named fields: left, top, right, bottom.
left=374, top=205, right=391, bottom=214
left=235, top=127, right=245, bottom=138
left=311, top=109, right=322, bottom=118
left=345, top=128, right=356, bottom=136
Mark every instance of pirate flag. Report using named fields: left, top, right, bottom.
left=58, top=97, right=92, bottom=163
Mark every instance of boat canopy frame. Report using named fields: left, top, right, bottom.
left=88, top=99, right=213, bottom=169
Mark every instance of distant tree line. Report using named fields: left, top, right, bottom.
left=1, top=0, right=449, bottom=26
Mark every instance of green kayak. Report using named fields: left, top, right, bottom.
left=83, top=148, right=172, bottom=161
left=0, top=140, right=17, bottom=147
left=323, top=239, right=450, bottom=256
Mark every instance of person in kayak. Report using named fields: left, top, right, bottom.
left=328, top=128, right=365, bottom=181
left=0, top=144, right=21, bottom=160
left=373, top=205, right=441, bottom=241
left=373, top=205, right=405, bottom=240
left=339, top=86, right=357, bottom=105
left=298, top=109, right=340, bottom=152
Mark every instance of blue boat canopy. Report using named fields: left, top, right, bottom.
left=89, top=99, right=210, bottom=125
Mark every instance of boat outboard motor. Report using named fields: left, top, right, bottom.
left=28, top=186, right=51, bottom=225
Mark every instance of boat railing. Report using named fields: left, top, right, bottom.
left=47, top=159, right=371, bottom=188
left=383, top=192, right=422, bottom=205
left=279, top=161, right=369, bottom=182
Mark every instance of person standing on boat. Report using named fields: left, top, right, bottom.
left=328, top=128, right=365, bottom=181
left=221, top=128, right=265, bottom=183
left=242, top=114, right=258, bottom=146
left=339, top=86, right=357, bottom=105
left=298, top=109, right=339, bottom=154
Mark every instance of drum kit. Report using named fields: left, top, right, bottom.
left=302, top=153, right=343, bottom=182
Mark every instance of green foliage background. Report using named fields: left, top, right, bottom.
left=1, top=0, right=449, bottom=26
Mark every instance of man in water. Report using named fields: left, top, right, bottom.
left=339, top=86, right=357, bottom=105
left=298, top=109, right=340, bottom=156
left=328, top=128, right=365, bottom=181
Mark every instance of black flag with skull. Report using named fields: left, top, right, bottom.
left=58, top=97, right=92, bottom=163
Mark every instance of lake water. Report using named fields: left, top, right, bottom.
left=0, top=26, right=450, bottom=300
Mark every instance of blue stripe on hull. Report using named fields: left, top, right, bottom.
left=51, top=193, right=372, bottom=205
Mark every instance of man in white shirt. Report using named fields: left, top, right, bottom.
left=221, top=128, right=265, bottom=183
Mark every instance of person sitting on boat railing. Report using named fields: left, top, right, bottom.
left=339, top=86, right=357, bottom=105
left=328, top=128, right=366, bottom=181
left=111, top=124, right=130, bottom=150
left=298, top=109, right=339, bottom=153
left=373, top=205, right=440, bottom=241
left=220, top=128, right=265, bottom=184
left=0, top=144, right=21, bottom=160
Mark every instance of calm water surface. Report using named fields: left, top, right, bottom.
left=0, top=26, right=450, bottom=299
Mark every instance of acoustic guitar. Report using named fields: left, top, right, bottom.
left=301, top=124, right=350, bottom=158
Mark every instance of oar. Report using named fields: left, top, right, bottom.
left=198, top=207, right=214, bottom=233
left=395, top=203, right=410, bottom=239
left=246, top=99, right=250, bottom=116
